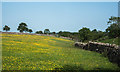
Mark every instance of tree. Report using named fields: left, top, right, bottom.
left=28, top=29, right=33, bottom=33
left=58, top=31, right=62, bottom=35
left=107, top=16, right=120, bottom=25
left=17, top=22, right=28, bottom=33
left=106, top=24, right=120, bottom=38
left=78, top=27, right=91, bottom=42
left=44, top=29, right=50, bottom=34
left=90, top=29, right=98, bottom=40
left=25, top=28, right=29, bottom=32
left=71, top=32, right=79, bottom=41
left=106, top=16, right=120, bottom=38
left=59, top=31, right=71, bottom=37
left=36, top=31, right=43, bottom=34
left=3, top=25, right=10, bottom=32
left=97, top=30, right=104, bottom=39
left=92, top=29, right=97, bottom=33
left=52, top=32, right=56, bottom=34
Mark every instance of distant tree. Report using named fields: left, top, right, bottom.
left=25, top=28, right=29, bottom=32
left=106, top=24, right=120, bottom=38
left=58, top=31, right=79, bottom=40
left=28, top=29, right=33, bottom=33
left=90, top=29, right=97, bottom=40
left=36, top=31, right=43, bottom=34
left=97, top=30, right=104, bottom=38
left=17, top=22, right=28, bottom=33
left=3, top=25, right=10, bottom=32
left=72, top=32, right=79, bottom=41
left=58, top=31, right=62, bottom=34
left=106, top=16, right=120, bottom=38
left=107, top=16, right=120, bottom=25
left=52, top=32, right=56, bottom=34
left=58, top=31, right=62, bottom=35
left=60, top=31, right=71, bottom=37
left=92, top=29, right=97, bottom=33
left=78, top=27, right=91, bottom=42
left=44, top=29, right=50, bottom=34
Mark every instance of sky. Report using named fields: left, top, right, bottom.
left=1, top=0, right=120, bottom=2
left=2, top=2, right=118, bottom=33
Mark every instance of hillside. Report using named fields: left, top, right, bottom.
left=2, top=33, right=120, bottom=71
left=97, top=36, right=119, bottom=45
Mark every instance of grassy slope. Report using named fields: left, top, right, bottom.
left=2, top=33, right=120, bottom=70
left=98, top=37, right=119, bottom=45
left=0, top=33, right=2, bottom=71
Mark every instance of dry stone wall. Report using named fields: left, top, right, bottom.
left=75, top=41, right=120, bottom=67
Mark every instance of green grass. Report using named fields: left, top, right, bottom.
left=2, top=33, right=120, bottom=70
left=97, top=36, right=119, bottom=45
left=0, top=33, right=2, bottom=71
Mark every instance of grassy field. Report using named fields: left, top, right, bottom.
left=2, top=33, right=120, bottom=71
left=100, top=38, right=119, bottom=45
left=0, top=33, right=2, bottom=71
left=97, top=36, right=119, bottom=45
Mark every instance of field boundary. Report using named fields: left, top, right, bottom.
left=1, top=32, right=72, bottom=40
left=75, top=41, right=120, bottom=67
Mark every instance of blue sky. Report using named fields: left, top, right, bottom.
left=2, top=2, right=118, bottom=33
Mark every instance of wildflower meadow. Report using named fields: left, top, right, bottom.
left=2, top=33, right=120, bottom=70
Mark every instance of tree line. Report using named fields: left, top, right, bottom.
left=3, top=22, right=33, bottom=33
left=3, top=16, right=120, bottom=42
left=3, top=23, right=54, bottom=34
left=58, top=16, right=120, bottom=42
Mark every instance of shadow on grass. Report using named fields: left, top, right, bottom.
left=53, top=64, right=120, bottom=72
left=54, top=64, right=84, bottom=72
left=1, top=65, right=120, bottom=72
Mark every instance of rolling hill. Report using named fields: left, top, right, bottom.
left=1, top=33, right=120, bottom=71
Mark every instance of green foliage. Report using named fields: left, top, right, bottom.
left=78, top=27, right=91, bottom=42
left=52, top=32, right=56, bottom=34
left=36, top=31, right=43, bottom=34
left=92, top=29, right=97, bottom=33
left=28, top=29, right=33, bottom=33
left=56, top=16, right=120, bottom=43
left=58, top=31, right=62, bottom=34
left=106, top=24, right=120, bottom=38
left=90, top=29, right=98, bottom=40
left=58, top=31, right=71, bottom=37
left=106, top=16, right=120, bottom=38
left=96, top=31, right=104, bottom=39
left=70, top=32, right=79, bottom=40
left=3, top=25, right=10, bottom=32
left=3, top=16, right=119, bottom=45
left=98, top=37, right=119, bottom=45
left=17, top=22, right=28, bottom=33
left=58, top=31, right=78, bottom=40
left=107, top=16, right=120, bottom=25
left=44, top=29, right=50, bottom=34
